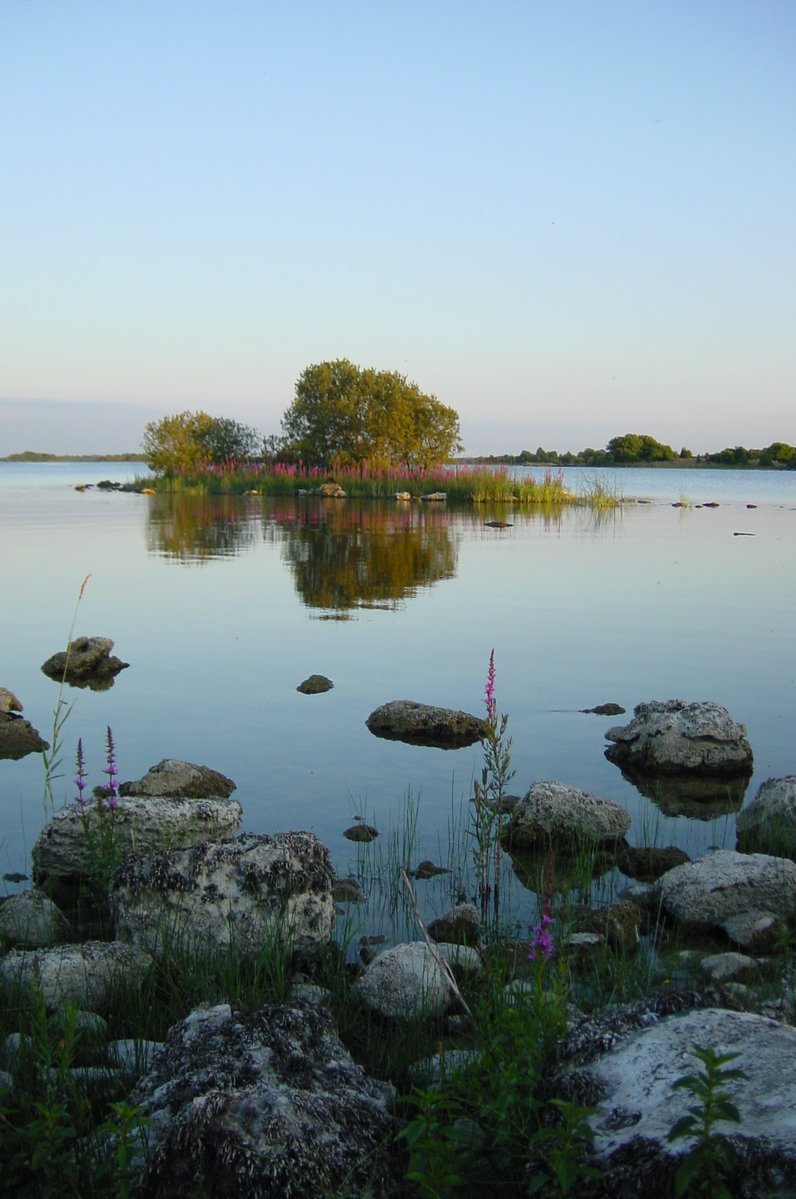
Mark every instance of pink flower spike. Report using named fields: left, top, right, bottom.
left=484, top=649, right=496, bottom=721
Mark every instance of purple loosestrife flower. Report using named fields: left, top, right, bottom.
left=485, top=649, right=496, bottom=723
left=74, top=738, right=88, bottom=814
left=104, top=726, right=119, bottom=810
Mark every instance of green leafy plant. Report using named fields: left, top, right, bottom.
left=470, top=649, right=514, bottom=933
left=667, top=1045, right=746, bottom=1199
left=399, top=1084, right=468, bottom=1198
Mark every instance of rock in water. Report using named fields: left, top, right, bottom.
left=366, top=700, right=486, bottom=748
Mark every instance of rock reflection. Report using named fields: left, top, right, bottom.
left=275, top=500, right=458, bottom=612
left=610, top=762, right=749, bottom=819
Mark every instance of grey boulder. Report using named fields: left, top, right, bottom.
left=605, top=699, right=753, bottom=777
left=658, top=849, right=796, bottom=933
left=0, top=888, right=69, bottom=947
left=110, top=831, right=335, bottom=957
left=131, top=1000, right=402, bottom=1198
left=505, top=780, right=631, bottom=850
left=352, top=942, right=458, bottom=1020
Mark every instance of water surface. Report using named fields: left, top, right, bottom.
left=2, top=463, right=794, bottom=934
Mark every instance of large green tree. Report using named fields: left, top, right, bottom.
left=143, top=411, right=261, bottom=475
left=280, top=360, right=462, bottom=468
left=606, top=433, right=677, bottom=462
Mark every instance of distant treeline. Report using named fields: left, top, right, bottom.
left=1, top=451, right=148, bottom=462
left=465, top=434, right=795, bottom=469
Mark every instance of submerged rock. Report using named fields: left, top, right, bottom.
left=0, top=688, right=23, bottom=714
left=366, top=700, right=486, bottom=748
left=605, top=699, right=753, bottom=778
left=41, top=636, right=129, bottom=690
left=131, top=1000, right=402, bottom=1198
left=343, top=823, right=379, bottom=843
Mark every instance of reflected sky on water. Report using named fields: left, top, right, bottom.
left=1, top=464, right=794, bottom=934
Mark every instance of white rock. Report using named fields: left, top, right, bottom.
left=0, top=942, right=153, bottom=1011
left=352, top=942, right=457, bottom=1019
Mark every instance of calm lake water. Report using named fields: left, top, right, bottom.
left=2, top=461, right=795, bottom=935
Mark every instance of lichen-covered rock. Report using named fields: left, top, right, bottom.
left=32, top=793, right=242, bottom=889
left=366, top=700, right=486, bottom=748
left=41, top=635, right=129, bottom=690
left=557, top=1004, right=796, bottom=1198
left=605, top=699, right=753, bottom=777
left=352, top=942, right=457, bottom=1019
left=0, top=941, right=153, bottom=1011
left=131, top=1000, right=402, bottom=1198
left=505, top=781, right=631, bottom=851
left=119, top=759, right=236, bottom=799
left=658, top=849, right=796, bottom=933
left=0, top=889, right=69, bottom=947
left=110, top=831, right=335, bottom=957
left=737, top=775, right=796, bottom=855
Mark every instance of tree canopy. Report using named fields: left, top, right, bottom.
left=279, top=359, right=462, bottom=469
left=142, top=411, right=261, bottom=475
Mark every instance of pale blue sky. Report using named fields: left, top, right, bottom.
left=2, top=0, right=794, bottom=456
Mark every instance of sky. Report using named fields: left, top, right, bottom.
left=1, top=0, right=794, bottom=457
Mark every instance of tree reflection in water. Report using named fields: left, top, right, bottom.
left=274, top=500, right=458, bottom=612
left=146, top=494, right=261, bottom=563
left=145, top=494, right=458, bottom=611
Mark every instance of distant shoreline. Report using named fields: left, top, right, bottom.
left=0, top=452, right=148, bottom=463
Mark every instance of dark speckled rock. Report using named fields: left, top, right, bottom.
left=109, top=831, right=335, bottom=958
left=131, top=999, right=403, bottom=1198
